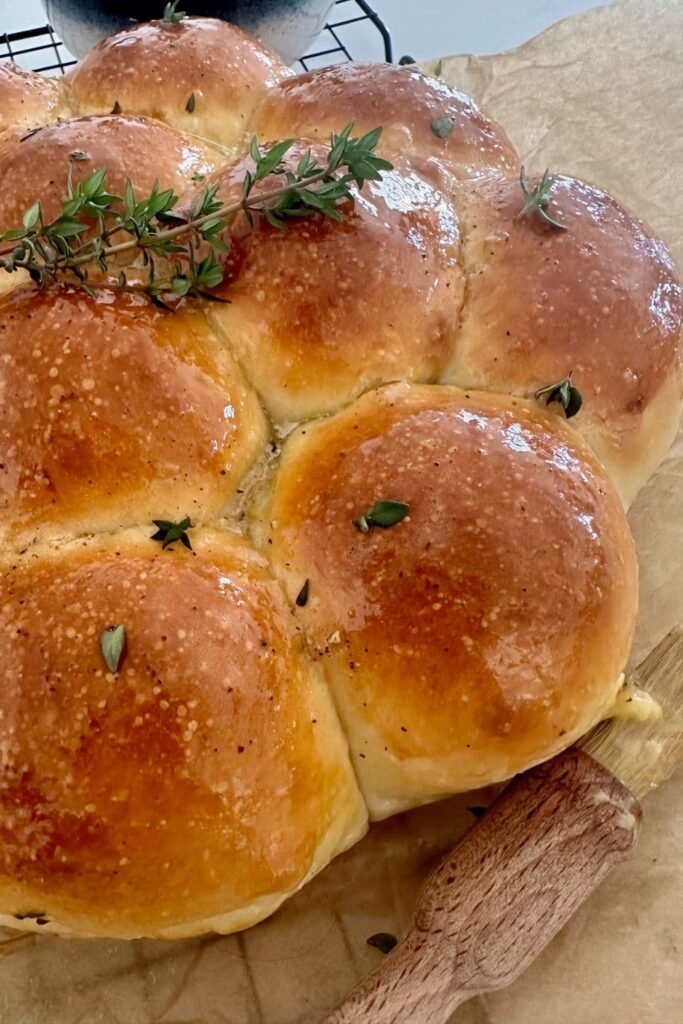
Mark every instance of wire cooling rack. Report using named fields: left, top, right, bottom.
left=0, top=23, right=71, bottom=75
left=301, top=0, right=392, bottom=69
left=0, top=0, right=393, bottom=77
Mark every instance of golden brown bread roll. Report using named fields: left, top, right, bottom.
left=0, top=14, right=679, bottom=940
left=0, top=527, right=366, bottom=938
left=250, top=62, right=519, bottom=181
left=66, top=17, right=292, bottom=153
left=0, top=62, right=69, bottom=135
left=0, top=114, right=219, bottom=231
left=444, top=172, right=683, bottom=506
left=0, top=284, right=266, bottom=547
left=193, top=143, right=463, bottom=422
left=263, top=383, right=638, bottom=819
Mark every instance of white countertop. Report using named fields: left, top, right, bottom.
left=371, top=0, right=610, bottom=61
left=1, top=0, right=611, bottom=65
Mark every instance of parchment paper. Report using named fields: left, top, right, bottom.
left=0, top=1, right=681, bottom=1021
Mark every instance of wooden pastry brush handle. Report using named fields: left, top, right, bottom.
left=325, top=748, right=641, bottom=1024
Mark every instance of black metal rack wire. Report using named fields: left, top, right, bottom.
left=0, top=0, right=392, bottom=76
left=301, top=0, right=392, bottom=69
left=0, top=22, right=72, bottom=75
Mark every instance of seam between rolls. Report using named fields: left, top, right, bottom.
left=440, top=179, right=479, bottom=387
left=240, top=473, right=374, bottom=821
left=435, top=177, right=612, bottom=484
left=452, top=248, right=472, bottom=376
left=201, top=301, right=275, bottom=432
left=55, top=74, right=78, bottom=120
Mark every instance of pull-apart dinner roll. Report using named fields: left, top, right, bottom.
left=0, top=63, right=69, bottom=135
left=0, top=10, right=678, bottom=942
left=250, top=62, right=519, bottom=182
left=0, top=114, right=220, bottom=297
left=195, top=143, right=463, bottom=422
left=264, top=383, right=638, bottom=819
left=0, top=285, right=266, bottom=547
left=66, top=17, right=292, bottom=154
left=0, top=528, right=366, bottom=938
left=0, top=115, right=219, bottom=232
left=444, top=173, right=683, bottom=506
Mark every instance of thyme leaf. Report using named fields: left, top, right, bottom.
left=14, top=910, right=50, bottom=925
left=467, top=805, right=487, bottom=818
left=151, top=516, right=193, bottom=550
left=162, top=0, right=186, bottom=23
left=517, top=167, right=567, bottom=231
left=99, top=624, right=126, bottom=673
left=367, top=932, right=398, bottom=954
left=431, top=115, right=454, bottom=138
left=353, top=500, right=410, bottom=533
left=535, top=375, right=583, bottom=419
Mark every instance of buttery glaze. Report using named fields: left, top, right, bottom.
left=446, top=172, right=683, bottom=505
left=0, top=529, right=366, bottom=938
left=251, top=62, right=519, bottom=180
left=0, top=284, right=266, bottom=546
left=609, top=682, right=662, bottom=722
left=0, top=62, right=68, bottom=135
left=0, top=115, right=218, bottom=231
left=67, top=17, right=292, bottom=152
left=198, top=142, right=464, bottom=421
left=266, top=383, right=638, bottom=818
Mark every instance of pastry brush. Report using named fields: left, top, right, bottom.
left=326, top=626, right=683, bottom=1024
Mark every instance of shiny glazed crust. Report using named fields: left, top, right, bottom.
left=66, top=17, right=292, bottom=153
left=0, top=63, right=69, bottom=135
left=0, top=16, right=679, bottom=939
left=264, top=384, right=639, bottom=818
left=251, top=62, right=519, bottom=181
left=0, top=528, right=367, bottom=938
left=0, top=284, right=267, bottom=546
left=0, top=115, right=219, bottom=229
left=444, top=173, right=683, bottom=506
left=195, top=143, right=464, bottom=421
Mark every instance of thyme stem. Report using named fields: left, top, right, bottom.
left=0, top=124, right=392, bottom=304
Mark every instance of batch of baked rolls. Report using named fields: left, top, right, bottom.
left=0, top=14, right=680, bottom=941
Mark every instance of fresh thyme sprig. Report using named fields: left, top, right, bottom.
left=162, top=0, right=186, bottom=23
left=151, top=516, right=194, bottom=550
left=517, top=167, right=567, bottom=231
left=0, top=124, right=392, bottom=305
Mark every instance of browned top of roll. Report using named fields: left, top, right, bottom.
left=265, top=383, right=638, bottom=816
left=0, top=529, right=365, bottom=937
left=0, top=63, right=67, bottom=135
left=0, top=285, right=266, bottom=548
left=251, top=62, right=519, bottom=181
left=195, top=143, right=463, bottom=422
left=446, top=173, right=683, bottom=504
left=67, top=17, right=292, bottom=152
left=0, top=115, right=218, bottom=231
